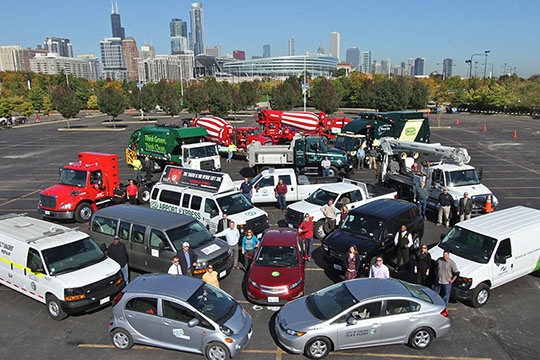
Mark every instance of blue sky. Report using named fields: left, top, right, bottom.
left=1, top=0, right=538, bottom=77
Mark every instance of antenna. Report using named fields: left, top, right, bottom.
left=111, top=0, right=114, bottom=14
left=115, top=0, right=119, bottom=14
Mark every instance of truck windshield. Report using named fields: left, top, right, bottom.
left=167, top=221, right=213, bottom=249
left=445, top=169, right=480, bottom=186
left=438, top=226, right=497, bottom=264
left=59, top=169, right=88, bottom=187
left=340, top=214, right=384, bottom=241
left=334, top=136, right=358, bottom=151
left=216, top=193, right=253, bottom=215
left=247, top=129, right=260, bottom=136
left=189, top=145, right=218, bottom=159
left=305, top=189, right=338, bottom=206
left=42, top=237, right=106, bottom=276
left=188, top=283, right=237, bottom=324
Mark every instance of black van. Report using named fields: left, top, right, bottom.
left=323, top=199, right=424, bottom=275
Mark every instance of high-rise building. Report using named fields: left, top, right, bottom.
left=346, top=47, right=360, bottom=70
left=110, top=0, right=125, bottom=40
left=407, top=58, right=414, bottom=77
left=0, top=45, right=22, bottom=71
left=44, top=37, right=73, bottom=58
left=100, top=37, right=127, bottom=80
left=316, top=44, right=325, bottom=54
left=78, top=54, right=102, bottom=81
left=233, top=50, right=246, bottom=61
left=139, top=44, right=155, bottom=61
left=138, top=53, right=194, bottom=84
left=443, top=58, right=453, bottom=78
left=401, top=61, right=406, bottom=69
left=288, top=38, right=294, bottom=57
left=205, top=46, right=220, bottom=58
left=372, top=61, right=382, bottom=75
left=189, top=3, right=205, bottom=56
left=381, top=58, right=390, bottom=75
left=263, top=44, right=271, bottom=58
left=391, top=65, right=404, bottom=76
left=122, top=37, right=139, bottom=81
left=329, top=32, right=340, bottom=61
left=170, top=18, right=188, bottom=54
left=361, top=51, right=371, bottom=73
left=31, top=53, right=91, bottom=79
left=414, top=57, right=425, bottom=76
left=170, top=18, right=188, bottom=37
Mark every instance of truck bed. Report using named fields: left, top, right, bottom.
left=298, top=175, right=342, bottom=185
left=366, top=183, right=397, bottom=199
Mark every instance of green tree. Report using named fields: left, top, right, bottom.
left=239, top=81, right=259, bottom=107
left=206, top=80, right=232, bottom=118
left=272, top=81, right=298, bottom=111
left=0, top=98, right=13, bottom=118
left=18, top=101, right=34, bottom=118
left=136, top=85, right=157, bottom=118
left=87, top=95, right=99, bottom=110
left=28, top=87, right=46, bottom=112
left=230, top=86, right=246, bottom=120
left=184, top=83, right=207, bottom=116
left=332, top=76, right=352, bottom=106
left=42, top=96, right=53, bottom=117
left=52, top=85, right=81, bottom=129
left=159, top=82, right=182, bottom=118
left=311, top=77, right=340, bottom=115
left=98, top=85, right=126, bottom=128
left=375, top=79, right=406, bottom=111
left=409, top=81, right=429, bottom=110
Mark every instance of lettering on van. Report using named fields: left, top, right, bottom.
left=514, top=247, right=540, bottom=260
left=144, top=135, right=167, bottom=153
left=0, top=241, right=14, bottom=256
left=150, top=200, right=202, bottom=220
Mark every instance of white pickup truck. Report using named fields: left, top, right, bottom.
left=285, top=180, right=397, bottom=239
left=234, top=168, right=342, bottom=204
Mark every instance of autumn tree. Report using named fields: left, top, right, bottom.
left=52, top=85, right=81, bottom=129
left=311, top=77, right=340, bottom=115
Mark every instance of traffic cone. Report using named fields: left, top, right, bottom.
left=483, top=124, right=487, bottom=131
left=483, top=194, right=494, bottom=213
left=513, top=130, right=517, bottom=138
left=456, top=119, right=459, bottom=125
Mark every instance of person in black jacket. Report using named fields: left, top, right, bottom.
left=414, top=245, right=431, bottom=286
left=437, top=187, right=453, bottom=227
left=143, top=156, right=154, bottom=182
left=217, top=213, right=232, bottom=233
left=457, top=192, right=473, bottom=222
left=177, top=242, right=198, bottom=276
left=108, top=236, right=129, bottom=284
left=343, top=245, right=361, bottom=280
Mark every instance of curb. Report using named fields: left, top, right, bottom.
left=101, top=120, right=157, bottom=125
left=57, top=127, right=127, bottom=132
left=13, top=118, right=81, bottom=128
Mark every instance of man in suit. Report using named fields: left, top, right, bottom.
left=177, top=242, right=198, bottom=276
left=457, top=192, right=473, bottom=222
left=217, top=213, right=232, bottom=233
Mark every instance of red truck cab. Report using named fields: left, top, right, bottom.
left=38, top=152, right=120, bottom=222
left=234, top=127, right=272, bottom=150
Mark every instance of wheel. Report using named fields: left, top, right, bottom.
left=205, top=342, right=230, bottom=360
left=138, top=186, right=151, bottom=205
left=111, top=328, right=134, bottom=350
left=46, top=294, right=68, bottom=321
left=74, top=202, right=94, bottom=223
left=304, top=337, right=331, bottom=359
left=328, top=166, right=339, bottom=177
left=412, top=234, right=421, bottom=251
left=408, top=327, right=434, bottom=349
left=314, top=220, right=326, bottom=240
left=471, top=283, right=490, bottom=308
left=182, top=120, right=190, bottom=128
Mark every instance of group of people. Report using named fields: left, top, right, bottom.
left=414, top=181, right=472, bottom=227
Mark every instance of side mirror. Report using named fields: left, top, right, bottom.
left=29, top=263, right=43, bottom=273
left=159, top=242, right=171, bottom=251
left=346, top=316, right=357, bottom=326
left=188, top=318, right=200, bottom=328
left=495, top=254, right=507, bottom=264
left=210, top=210, right=218, bottom=218
left=478, top=168, right=483, bottom=181
left=101, top=243, right=108, bottom=252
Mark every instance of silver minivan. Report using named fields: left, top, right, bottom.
left=108, top=274, right=253, bottom=360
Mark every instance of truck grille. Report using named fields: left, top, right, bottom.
left=84, top=271, right=122, bottom=298
left=246, top=215, right=269, bottom=235
left=211, top=250, right=231, bottom=271
left=471, top=194, right=489, bottom=209
left=285, top=209, right=303, bottom=227
left=40, top=194, right=57, bottom=209
left=200, top=160, right=215, bottom=171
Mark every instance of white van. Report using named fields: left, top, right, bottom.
left=0, top=213, right=125, bottom=320
left=430, top=206, right=540, bottom=307
left=150, top=166, right=269, bottom=236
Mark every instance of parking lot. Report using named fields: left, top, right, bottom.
left=1, top=110, right=539, bottom=360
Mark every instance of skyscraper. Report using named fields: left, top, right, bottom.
left=44, top=37, right=73, bottom=58
left=346, top=47, right=360, bottom=70
left=443, top=58, right=453, bottom=79
left=414, top=57, right=425, bottom=76
left=288, top=38, right=294, bottom=56
left=263, top=44, right=271, bottom=58
left=407, top=58, right=414, bottom=77
left=110, top=0, right=125, bottom=40
left=170, top=18, right=188, bottom=54
left=122, top=37, right=139, bottom=81
left=139, top=44, right=155, bottom=61
left=189, top=3, right=205, bottom=56
left=381, top=58, right=390, bottom=75
left=329, top=32, right=340, bottom=61
left=78, top=54, right=102, bottom=81
left=233, top=50, right=246, bottom=61
left=361, top=51, right=371, bottom=73
left=316, top=44, right=325, bottom=54
left=100, top=37, right=127, bottom=80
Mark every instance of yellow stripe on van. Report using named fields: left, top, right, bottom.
left=0, top=256, right=44, bottom=278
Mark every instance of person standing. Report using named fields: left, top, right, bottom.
left=35, top=114, right=40, bottom=123
left=132, top=157, right=143, bottom=184
left=457, top=192, right=473, bottom=222
left=108, top=236, right=129, bottom=284
left=368, top=146, right=378, bottom=169
left=321, top=156, right=331, bottom=177
left=414, top=181, right=428, bottom=220
left=241, top=229, right=260, bottom=269
left=112, top=184, right=125, bottom=204
left=126, top=180, right=138, bottom=205
left=394, top=225, right=412, bottom=271
left=339, top=205, right=349, bottom=224
left=356, top=148, right=366, bottom=169
left=298, top=213, right=314, bottom=261
left=369, top=257, right=390, bottom=279
left=321, top=199, right=338, bottom=235
left=177, top=242, right=198, bottom=276
left=434, top=251, right=458, bottom=306
left=143, top=156, right=154, bottom=182
left=438, top=187, right=453, bottom=227
left=167, top=256, right=183, bottom=276
left=214, top=221, right=241, bottom=269
left=414, top=245, right=431, bottom=286
left=217, top=213, right=232, bottom=233
left=344, top=245, right=360, bottom=280
left=275, top=178, right=288, bottom=210
left=240, top=177, right=253, bottom=203
left=202, top=265, right=220, bottom=288
left=227, top=143, right=236, bottom=163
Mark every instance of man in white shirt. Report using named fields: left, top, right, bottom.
left=214, top=221, right=241, bottom=269
left=394, top=225, right=413, bottom=271
left=369, top=257, right=390, bottom=279
left=321, top=156, right=331, bottom=177
left=167, top=256, right=182, bottom=276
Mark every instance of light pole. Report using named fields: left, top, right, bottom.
left=467, top=52, right=487, bottom=88
left=303, top=54, right=307, bottom=112
left=483, top=50, right=490, bottom=84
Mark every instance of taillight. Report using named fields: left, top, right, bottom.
left=112, top=292, right=124, bottom=306
left=440, top=308, right=448, bottom=317
left=394, top=194, right=398, bottom=199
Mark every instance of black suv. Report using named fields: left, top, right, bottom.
left=323, top=199, right=424, bottom=275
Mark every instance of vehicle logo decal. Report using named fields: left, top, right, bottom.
left=172, top=328, right=191, bottom=340
left=405, top=127, right=417, bottom=136
left=271, top=271, right=280, bottom=277
left=244, top=210, right=257, bottom=216
left=369, top=328, right=377, bottom=335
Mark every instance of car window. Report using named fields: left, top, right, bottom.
left=349, top=190, right=363, bottom=203
left=91, top=216, right=117, bottom=236
left=150, top=229, right=168, bottom=249
left=118, top=221, right=130, bottom=240
left=204, top=199, right=218, bottom=215
left=182, top=194, right=191, bottom=208
left=496, top=238, right=512, bottom=259
left=278, top=175, right=292, bottom=186
left=131, top=224, right=146, bottom=244
left=394, top=210, right=410, bottom=226
left=151, top=188, right=159, bottom=200
left=90, top=170, right=102, bottom=185
left=160, top=190, right=181, bottom=205
left=409, top=207, right=419, bottom=221
left=191, top=196, right=202, bottom=211
left=336, top=192, right=352, bottom=206
left=125, top=297, right=158, bottom=316
left=161, top=300, right=214, bottom=329
left=333, top=301, right=382, bottom=324
left=258, top=176, right=275, bottom=188
left=384, top=299, right=420, bottom=316
left=27, top=248, right=45, bottom=273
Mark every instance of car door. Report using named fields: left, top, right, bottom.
left=123, top=296, right=162, bottom=342
left=379, top=299, right=421, bottom=343
left=278, top=174, right=295, bottom=202
left=148, top=229, right=176, bottom=273
left=492, top=238, right=514, bottom=287
left=253, top=175, right=275, bottom=203
left=336, top=301, right=383, bottom=349
left=129, top=223, right=149, bottom=272
left=159, top=299, right=206, bottom=353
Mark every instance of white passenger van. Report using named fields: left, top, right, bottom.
left=0, top=213, right=125, bottom=320
left=150, top=166, right=269, bottom=236
left=430, top=206, right=540, bottom=307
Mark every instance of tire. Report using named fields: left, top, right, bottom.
left=408, top=327, right=434, bottom=349
left=471, top=283, right=490, bottom=308
left=205, top=342, right=230, bottom=360
left=182, top=120, right=190, bottom=128
left=46, top=294, right=68, bottom=321
left=314, top=220, right=326, bottom=240
left=328, top=166, right=339, bottom=177
left=138, top=186, right=151, bottom=205
left=111, top=328, right=134, bottom=350
left=304, top=337, right=331, bottom=359
left=74, top=202, right=94, bottom=223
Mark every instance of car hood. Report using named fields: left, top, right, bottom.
left=447, top=184, right=493, bottom=201
left=228, top=207, right=268, bottom=225
left=192, top=239, right=229, bottom=261
left=55, top=258, right=120, bottom=288
left=249, top=135, right=272, bottom=144
left=325, top=230, right=378, bottom=254
left=278, top=297, right=322, bottom=330
left=287, top=201, right=323, bottom=218
left=249, top=264, right=303, bottom=287
left=328, top=147, right=345, bottom=155
left=223, top=304, right=250, bottom=334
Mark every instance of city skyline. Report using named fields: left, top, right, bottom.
left=0, top=0, right=537, bottom=77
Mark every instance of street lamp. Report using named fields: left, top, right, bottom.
left=485, top=63, right=494, bottom=79
left=483, top=50, right=490, bottom=84
left=467, top=52, right=487, bottom=88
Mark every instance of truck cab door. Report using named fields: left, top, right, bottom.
left=253, top=176, right=275, bottom=203
left=305, top=139, right=321, bottom=165
left=295, top=139, right=306, bottom=167
left=429, top=169, right=444, bottom=203
left=89, top=170, right=106, bottom=199
left=278, top=175, right=294, bottom=202
left=182, top=149, right=190, bottom=168
left=492, top=238, right=514, bottom=287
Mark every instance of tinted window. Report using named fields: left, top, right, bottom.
left=162, top=300, right=196, bottom=323
left=395, top=210, right=410, bottom=226
left=204, top=199, right=218, bottom=215
left=27, top=248, right=45, bottom=273
left=384, top=299, right=420, bottom=315
left=131, top=225, right=146, bottom=244
left=496, top=238, right=512, bottom=259
left=150, top=229, right=168, bottom=248
left=167, top=221, right=213, bottom=249
left=160, top=190, right=181, bottom=205
left=278, top=175, right=292, bottom=186
left=125, top=297, right=158, bottom=316
left=182, top=194, right=191, bottom=208
left=118, top=221, right=130, bottom=240
left=350, top=190, right=364, bottom=203
left=258, top=176, right=275, bottom=188
left=191, top=196, right=202, bottom=211
left=151, top=188, right=159, bottom=200
left=92, top=216, right=117, bottom=236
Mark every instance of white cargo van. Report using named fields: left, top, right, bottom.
left=0, top=213, right=125, bottom=320
left=150, top=166, right=269, bottom=236
left=430, top=206, right=540, bottom=307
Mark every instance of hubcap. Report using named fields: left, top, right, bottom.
left=477, top=289, right=489, bottom=304
left=80, top=207, right=92, bottom=220
left=413, top=237, right=421, bottom=250
left=141, top=190, right=150, bottom=202
left=208, top=345, right=226, bottom=360
left=48, top=300, right=60, bottom=317
left=413, top=330, right=431, bottom=348
left=317, top=226, right=325, bottom=238
left=113, top=332, right=130, bottom=349
left=310, top=340, right=328, bottom=357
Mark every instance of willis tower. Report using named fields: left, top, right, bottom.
left=111, top=0, right=125, bottom=39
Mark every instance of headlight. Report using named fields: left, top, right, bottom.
left=248, top=278, right=259, bottom=289
left=289, top=279, right=302, bottom=290
left=220, top=325, right=234, bottom=336
left=323, top=245, right=329, bottom=251
left=457, top=277, right=472, bottom=289
left=284, top=326, right=305, bottom=337
left=64, top=287, right=86, bottom=301
left=195, top=261, right=207, bottom=270
left=60, top=203, right=73, bottom=210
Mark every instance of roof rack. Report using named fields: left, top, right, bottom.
left=25, top=226, right=79, bottom=244
left=0, top=213, right=28, bottom=221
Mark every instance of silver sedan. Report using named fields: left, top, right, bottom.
left=274, top=278, right=450, bottom=359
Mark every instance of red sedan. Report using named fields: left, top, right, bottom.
left=246, top=228, right=305, bottom=305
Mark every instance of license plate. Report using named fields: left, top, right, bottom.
left=268, top=297, right=279, bottom=303
left=100, top=296, right=110, bottom=305
left=288, top=224, right=293, bottom=228
left=333, top=264, right=342, bottom=271
left=44, top=210, right=51, bottom=215
left=219, top=270, right=227, bottom=278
